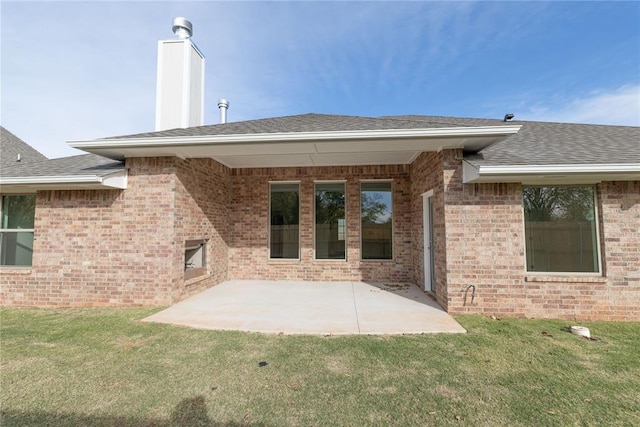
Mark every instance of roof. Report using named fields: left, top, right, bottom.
left=0, top=153, right=124, bottom=178
left=99, top=113, right=514, bottom=140
left=1, top=127, right=47, bottom=169
left=465, top=120, right=640, bottom=166
left=71, top=114, right=639, bottom=184
left=460, top=119, right=640, bottom=184
left=70, top=113, right=521, bottom=167
left=90, top=113, right=639, bottom=166
left=3, top=114, right=638, bottom=189
left=0, top=127, right=126, bottom=193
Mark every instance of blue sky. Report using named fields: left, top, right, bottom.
left=2, top=1, right=639, bottom=158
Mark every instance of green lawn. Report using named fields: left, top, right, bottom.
left=1, top=308, right=639, bottom=426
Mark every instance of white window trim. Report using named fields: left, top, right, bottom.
left=268, top=181, right=301, bottom=261
left=314, top=180, right=347, bottom=261
left=0, top=194, right=36, bottom=268
left=522, top=185, right=603, bottom=276
left=359, top=180, right=394, bottom=261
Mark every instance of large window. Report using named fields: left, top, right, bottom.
left=1, top=195, right=36, bottom=266
left=523, top=186, right=600, bottom=273
left=315, top=182, right=346, bottom=260
left=270, top=183, right=300, bottom=259
left=361, top=181, right=393, bottom=260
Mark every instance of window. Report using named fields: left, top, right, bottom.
left=523, top=186, right=600, bottom=273
left=184, top=239, right=206, bottom=280
left=360, top=181, right=393, bottom=260
left=315, top=182, right=346, bottom=259
left=1, top=195, right=36, bottom=266
left=270, top=183, right=300, bottom=259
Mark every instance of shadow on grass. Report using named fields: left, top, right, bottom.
left=1, top=395, right=268, bottom=427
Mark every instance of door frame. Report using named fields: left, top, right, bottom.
left=422, top=190, right=435, bottom=293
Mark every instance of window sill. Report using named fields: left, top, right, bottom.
left=184, top=271, right=212, bottom=287
left=0, top=266, right=32, bottom=274
left=525, top=275, right=606, bottom=283
left=184, top=267, right=207, bottom=281
left=268, top=258, right=301, bottom=263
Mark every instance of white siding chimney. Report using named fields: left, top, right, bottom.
left=155, top=18, right=205, bottom=131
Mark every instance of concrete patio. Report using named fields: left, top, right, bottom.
left=143, top=280, right=466, bottom=335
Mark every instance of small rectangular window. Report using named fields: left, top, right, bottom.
left=523, top=186, right=600, bottom=273
left=184, top=239, right=207, bottom=280
left=315, top=182, right=346, bottom=260
left=361, top=181, right=393, bottom=260
left=270, top=183, right=300, bottom=259
left=1, top=195, right=36, bottom=266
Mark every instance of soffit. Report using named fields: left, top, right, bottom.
left=70, top=129, right=517, bottom=168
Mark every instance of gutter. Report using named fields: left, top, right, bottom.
left=70, top=125, right=522, bottom=150
left=0, top=169, right=128, bottom=191
left=463, top=161, right=640, bottom=184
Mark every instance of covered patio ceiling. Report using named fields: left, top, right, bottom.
left=69, top=126, right=521, bottom=168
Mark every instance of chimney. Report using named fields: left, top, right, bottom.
left=218, top=99, right=229, bottom=124
left=155, top=17, right=205, bottom=131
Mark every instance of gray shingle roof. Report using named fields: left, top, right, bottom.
left=0, top=153, right=124, bottom=178
left=98, top=113, right=639, bottom=167
left=1, top=127, right=47, bottom=169
left=3, top=113, right=638, bottom=182
left=465, top=120, right=640, bottom=166
left=1, top=126, right=124, bottom=180
left=100, top=113, right=510, bottom=140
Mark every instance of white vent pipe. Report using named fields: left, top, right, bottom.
left=218, top=99, right=229, bottom=124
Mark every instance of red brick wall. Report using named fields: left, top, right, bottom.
left=2, top=151, right=638, bottom=320
left=596, top=181, right=640, bottom=319
left=1, top=158, right=178, bottom=306
left=228, top=165, right=412, bottom=282
left=441, top=152, right=527, bottom=317
left=174, top=157, right=230, bottom=300
left=440, top=153, right=640, bottom=320
left=0, top=157, right=231, bottom=307
left=409, top=151, right=448, bottom=309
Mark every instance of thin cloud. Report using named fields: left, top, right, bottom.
left=2, top=2, right=638, bottom=159
left=521, top=85, right=640, bottom=126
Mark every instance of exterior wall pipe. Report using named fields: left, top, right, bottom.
left=218, top=99, right=229, bottom=124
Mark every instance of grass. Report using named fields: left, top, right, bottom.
left=1, top=308, right=639, bottom=426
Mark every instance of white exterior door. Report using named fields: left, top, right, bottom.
left=422, top=191, right=435, bottom=292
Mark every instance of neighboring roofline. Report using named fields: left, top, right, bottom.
left=68, top=125, right=522, bottom=160
left=0, top=170, right=128, bottom=193
left=463, top=161, right=640, bottom=184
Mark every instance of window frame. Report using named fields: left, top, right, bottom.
left=314, top=180, right=347, bottom=261
left=268, top=181, right=301, bottom=261
left=184, top=239, right=207, bottom=280
left=359, top=180, right=394, bottom=261
left=0, top=194, right=36, bottom=268
left=522, top=185, right=602, bottom=275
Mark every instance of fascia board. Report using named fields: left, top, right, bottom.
left=69, top=125, right=522, bottom=150
left=462, top=160, right=481, bottom=183
left=0, top=170, right=128, bottom=190
left=476, top=164, right=640, bottom=175
left=463, top=161, right=640, bottom=184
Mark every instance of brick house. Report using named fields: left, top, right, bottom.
left=2, top=20, right=639, bottom=320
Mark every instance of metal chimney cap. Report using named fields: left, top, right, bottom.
left=172, top=17, right=193, bottom=39
left=218, top=99, right=229, bottom=108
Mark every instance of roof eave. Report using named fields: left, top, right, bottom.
left=67, top=125, right=522, bottom=166
left=463, top=161, right=640, bottom=185
left=0, top=170, right=128, bottom=193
